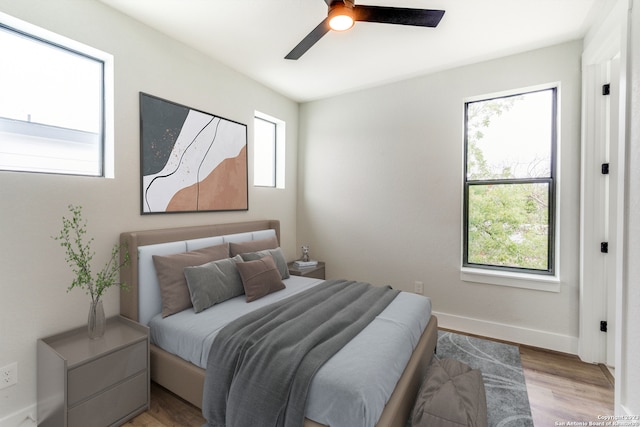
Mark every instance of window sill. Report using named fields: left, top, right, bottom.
left=460, top=267, right=560, bottom=292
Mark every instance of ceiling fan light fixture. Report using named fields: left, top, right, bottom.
left=285, top=0, right=445, bottom=60
left=328, top=4, right=355, bottom=31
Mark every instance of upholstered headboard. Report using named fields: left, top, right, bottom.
left=119, top=220, right=280, bottom=325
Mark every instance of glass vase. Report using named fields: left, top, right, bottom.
left=88, top=300, right=105, bottom=339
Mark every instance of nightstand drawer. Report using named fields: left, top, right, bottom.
left=68, top=371, right=147, bottom=427
left=296, top=266, right=325, bottom=279
left=68, top=340, right=147, bottom=406
left=288, top=261, right=326, bottom=279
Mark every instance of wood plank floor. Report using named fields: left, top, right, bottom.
left=521, top=346, right=614, bottom=426
left=123, top=331, right=614, bottom=427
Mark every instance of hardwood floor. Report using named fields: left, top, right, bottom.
left=123, top=382, right=205, bottom=427
left=123, top=332, right=614, bottom=427
left=521, top=346, right=614, bottom=426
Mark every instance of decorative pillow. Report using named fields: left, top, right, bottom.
left=240, top=247, right=290, bottom=279
left=152, top=243, right=230, bottom=317
left=235, top=255, right=286, bottom=302
left=184, top=255, right=244, bottom=313
left=229, top=236, right=278, bottom=257
left=411, top=358, right=487, bottom=427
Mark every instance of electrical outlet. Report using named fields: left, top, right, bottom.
left=414, top=281, right=424, bottom=295
left=0, top=362, right=18, bottom=389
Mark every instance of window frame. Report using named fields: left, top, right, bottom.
left=462, top=86, right=559, bottom=281
left=253, top=111, right=285, bottom=189
left=253, top=116, right=277, bottom=187
left=0, top=14, right=113, bottom=177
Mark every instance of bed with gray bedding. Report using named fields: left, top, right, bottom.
left=120, top=220, right=438, bottom=427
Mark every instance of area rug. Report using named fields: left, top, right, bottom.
left=417, top=331, right=534, bottom=427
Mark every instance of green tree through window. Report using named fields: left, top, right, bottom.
left=463, top=88, right=556, bottom=274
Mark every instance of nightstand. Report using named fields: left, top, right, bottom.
left=37, top=316, right=149, bottom=427
left=288, top=261, right=326, bottom=280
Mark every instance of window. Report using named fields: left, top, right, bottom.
left=253, top=111, right=285, bottom=188
left=0, top=15, right=113, bottom=177
left=254, top=116, right=276, bottom=187
left=463, top=87, right=557, bottom=276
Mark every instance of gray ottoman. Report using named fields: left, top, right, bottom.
left=411, top=358, right=488, bottom=427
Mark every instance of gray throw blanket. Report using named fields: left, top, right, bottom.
left=202, top=279, right=399, bottom=427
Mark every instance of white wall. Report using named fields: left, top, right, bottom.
left=298, top=40, right=583, bottom=353
left=621, top=0, right=640, bottom=416
left=0, top=0, right=298, bottom=424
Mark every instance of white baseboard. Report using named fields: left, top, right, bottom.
left=434, top=311, right=579, bottom=355
left=619, top=403, right=639, bottom=418
left=0, top=405, right=36, bottom=427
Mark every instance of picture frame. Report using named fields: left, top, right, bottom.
left=139, top=93, right=248, bottom=214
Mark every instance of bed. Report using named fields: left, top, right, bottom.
left=119, top=220, right=438, bottom=427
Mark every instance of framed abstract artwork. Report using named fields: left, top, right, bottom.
left=139, top=93, right=248, bottom=214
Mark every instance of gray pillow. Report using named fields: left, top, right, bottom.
left=240, top=247, right=290, bottom=279
left=184, top=255, right=244, bottom=313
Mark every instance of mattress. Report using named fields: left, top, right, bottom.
left=149, top=275, right=432, bottom=427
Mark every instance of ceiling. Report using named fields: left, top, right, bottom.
left=99, top=0, right=604, bottom=103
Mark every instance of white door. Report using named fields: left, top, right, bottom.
left=605, top=55, right=623, bottom=368
left=579, top=55, right=623, bottom=367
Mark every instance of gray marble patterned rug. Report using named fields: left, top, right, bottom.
left=409, top=330, right=534, bottom=427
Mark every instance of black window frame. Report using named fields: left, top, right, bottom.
left=462, top=87, right=558, bottom=276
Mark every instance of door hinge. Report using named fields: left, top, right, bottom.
left=600, top=321, right=608, bottom=332
left=601, top=163, right=610, bottom=174
left=601, top=242, right=609, bottom=253
left=602, top=84, right=611, bottom=95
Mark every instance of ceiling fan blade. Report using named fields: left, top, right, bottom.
left=285, top=18, right=331, bottom=60
left=354, top=6, right=445, bottom=27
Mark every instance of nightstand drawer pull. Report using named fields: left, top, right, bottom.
left=68, top=340, right=147, bottom=406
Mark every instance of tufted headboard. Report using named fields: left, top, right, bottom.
left=119, top=220, right=280, bottom=325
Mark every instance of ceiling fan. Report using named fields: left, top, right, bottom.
left=285, top=0, right=445, bottom=60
